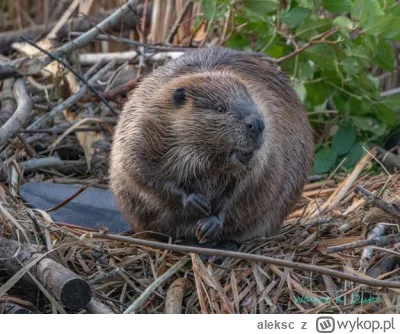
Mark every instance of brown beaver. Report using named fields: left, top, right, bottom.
left=109, top=46, right=313, bottom=248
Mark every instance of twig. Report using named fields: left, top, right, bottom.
left=123, top=258, right=189, bottom=313
left=15, top=133, right=36, bottom=157
left=327, top=232, right=400, bottom=253
left=354, top=185, right=400, bottom=219
left=27, top=60, right=116, bottom=130
left=165, top=0, right=192, bottom=44
left=46, top=185, right=89, bottom=212
left=0, top=79, right=32, bottom=148
left=89, top=232, right=400, bottom=289
left=276, top=28, right=339, bottom=64
left=20, top=36, right=117, bottom=116
left=46, top=0, right=80, bottom=39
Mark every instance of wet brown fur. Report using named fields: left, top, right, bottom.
left=109, top=47, right=313, bottom=243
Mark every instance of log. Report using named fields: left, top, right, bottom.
left=0, top=4, right=151, bottom=55
left=0, top=236, right=92, bottom=311
left=0, top=302, right=33, bottom=314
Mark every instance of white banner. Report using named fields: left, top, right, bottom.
left=1, top=314, right=399, bottom=334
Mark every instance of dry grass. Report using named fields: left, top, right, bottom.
left=1, top=164, right=400, bottom=314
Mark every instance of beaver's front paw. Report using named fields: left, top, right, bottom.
left=183, top=193, right=211, bottom=217
left=196, top=216, right=222, bottom=243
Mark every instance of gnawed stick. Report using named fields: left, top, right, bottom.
left=165, top=277, right=187, bottom=314
left=0, top=236, right=92, bottom=311
left=354, top=185, right=400, bottom=219
left=327, top=232, right=400, bottom=253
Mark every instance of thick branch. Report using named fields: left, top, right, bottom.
left=0, top=79, right=32, bottom=147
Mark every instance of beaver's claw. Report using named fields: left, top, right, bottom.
left=183, top=193, right=211, bottom=217
left=196, top=215, right=222, bottom=243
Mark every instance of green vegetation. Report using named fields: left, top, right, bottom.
left=196, top=0, right=400, bottom=174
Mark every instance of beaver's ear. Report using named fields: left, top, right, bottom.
left=172, top=87, right=186, bottom=108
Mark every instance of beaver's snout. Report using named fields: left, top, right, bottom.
left=244, top=113, right=265, bottom=145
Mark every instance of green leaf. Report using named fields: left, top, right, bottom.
left=304, top=44, right=337, bottom=70
left=341, top=57, right=362, bottom=75
left=352, top=116, right=387, bottom=136
left=375, top=103, right=398, bottom=127
left=305, top=82, right=332, bottom=106
left=363, top=16, right=395, bottom=36
left=243, top=0, right=277, bottom=15
left=225, top=34, right=252, bottom=51
left=333, top=16, right=354, bottom=30
left=313, top=148, right=338, bottom=174
left=281, top=7, right=311, bottom=28
left=297, top=0, right=321, bottom=9
left=351, top=0, right=383, bottom=25
left=298, top=61, right=314, bottom=80
left=294, top=82, right=306, bottom=102
left=202, top=0, right=217, bottom=20
left=323, top=0, right=351, bottom=14
left=265, top=44, right=285, bottom=58
left=374, top=41, right=394, bottom=72
left=332, top=126, right=357, bottom=155
left=344, top=141, right=363, bottom=168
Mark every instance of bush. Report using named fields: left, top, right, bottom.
left=195, top=0, right=400, bottom=173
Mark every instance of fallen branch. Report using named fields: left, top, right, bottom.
left=354, top=185, right=400, bottom=219
left=0, top=236, right=92, bottom=311
left=0, top=4, right=150, bottom=56
left=0, top=79, right=32, bottom=148
left=89, top=232, right=400, bottom=289
left=0, top=0, right=139, bottom=79
left=20, top=37, right=117, bottom=116
left=78, top=50, right=184, bottom=66
left=27, top=60, right=116, bottom=130
left=327, top=232, right=400, bottom=253
left=19, top=157, right=87, bottom=174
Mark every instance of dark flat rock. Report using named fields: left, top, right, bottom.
left=19, top=182, right=128, bottom=233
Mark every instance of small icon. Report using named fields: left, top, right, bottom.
left=316, top=317, right=335, bottom=333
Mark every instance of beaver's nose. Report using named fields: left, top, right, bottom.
left=245, top=116, right=265, bottom=137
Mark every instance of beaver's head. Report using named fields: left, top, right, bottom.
left=165, top=72, right=265, bottom=169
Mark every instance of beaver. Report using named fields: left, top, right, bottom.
left=109, top=46, right=313, bottom=248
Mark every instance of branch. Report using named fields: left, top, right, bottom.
left=88, top=232, right=400, bottom=289
left=0, top=0, right=139, bottom=79
left=20, top=37, right=118, bottom=116
left=27, top=60, right=116, bottom=130
left=327, top=232, right=400, bottom=253
left=0, top=79, right=32, bottom=147
left=354, top=185, right=400, bottom=219
left=276, top=28, right=339, bottom=64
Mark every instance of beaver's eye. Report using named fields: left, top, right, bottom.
left=216, top=106, right=226, bottom=113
